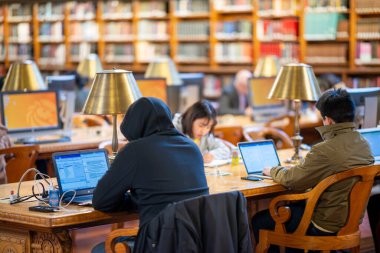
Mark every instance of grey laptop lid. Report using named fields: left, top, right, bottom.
left=238, top=140, right=281, bottom=175
left=358, top=128, right=380, bottom=160
left=52, top=149, right=109, bottom=202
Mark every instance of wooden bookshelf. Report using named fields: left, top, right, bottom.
left=0, top=0, right=379, bottom=89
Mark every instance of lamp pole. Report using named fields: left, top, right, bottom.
left=290, top=100, right=303, bottom=163
left=111, top=114, right=118, bottom=161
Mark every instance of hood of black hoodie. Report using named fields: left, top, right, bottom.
left=120, top=97, right=175, bottom=141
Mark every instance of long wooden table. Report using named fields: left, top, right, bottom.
left=0, top=149, right=297, bottom=253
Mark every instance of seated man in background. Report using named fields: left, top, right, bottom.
left=218, top=69, right=252, bottom=115
left=92, top=97, right=209, bottom=252
left=252, top=89, right=374, bottom=252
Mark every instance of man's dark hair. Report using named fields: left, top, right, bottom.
left=316, top=88, right=355, bottom=123
left=181, top=100, right=217, bottom=138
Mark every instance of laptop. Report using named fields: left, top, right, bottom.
left=52, top=149, right=109, bottom=204
left=358, top=128, right=380, bottom=161
left=238, top=140, right=280, bottom=180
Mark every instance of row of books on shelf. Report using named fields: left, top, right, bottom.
left=8, top=23, right=31, bottom=43
left=258, top=0, right=297, bottom=16
left=177, top=21, right=209, bottom=39
left=257, top=18, right=298, bottom=41
left=138, top=21, right=168, bottom=40
left=355, top=0, right=380, bottom=13
left=3, top=0, right=380, bottom=21
left=70, top=43, right=97, bottom=62
left=176, top=44, right=208, bottom=62
left=0, top=44, right=4, bottom=61
left=214, top=42, right=252, bottom=63
left=215, top=21, right=251, bottom=40
left=214, top=0, right=252, bottom=11
left=39, top=22, right=63, bottom=40
left=356, top=42, right=380, bottom=65
left=104, top=22, right=133, bottom=41
left=8, top=44, right=32, bottom=61
left=136, top=42, right=169, bottom=62
left=70, top=21, right=99, bottom=42
left=356, top=18, right=380, bottom=39
left=102, top=1, right=132, bottom=19
left=138, top=2, right=167, bottom=18
left=305, top=13, right=348, bottom=40
left=305, top=43, right=347, bottom=64
left=39, top=44, right=65, bottom=66
left=105, top=44, right=134, bottom=63
left=348, top=77, right=380, bottom=88
left=38, top=2, right=64, bottom=20
left=260, top=42, right=299, bottom=64
left=174, top=0, right=209, bottom=14
left=304, top=0, right=348, bottom=12
left=68, top=2, right=96, bottom=20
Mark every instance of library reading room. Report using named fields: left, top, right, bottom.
left=0, top=0, right=380, bottom=252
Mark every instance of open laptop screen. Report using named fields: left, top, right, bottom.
left=238, top=140, right=280, bottom=174
left=53, top=149, right=109, bottom=194
left=359, top=128, right=380, bottom=158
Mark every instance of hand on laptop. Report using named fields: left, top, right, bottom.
left=263, top=167, right=272, bottom=176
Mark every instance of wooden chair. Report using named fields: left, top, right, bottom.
left=106, top=191, right=252, bottom=253
left=214, top=125, right=244, bottom=146
left=256, top=164, right=380, bottom=253
left=243, top=126, right=293, bottom=149
left=265, top=114, right=295, bottom=138
left=0, top=145, right=39, bottom=183
left=105, top=220, right=140, bottom=253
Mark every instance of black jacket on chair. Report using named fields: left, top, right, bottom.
left=133, top=191, right=253, bottom=253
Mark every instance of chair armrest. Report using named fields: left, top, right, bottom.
left=268, top=191, right=315, bottom=234
left=105, top=227, right=139, bottom=253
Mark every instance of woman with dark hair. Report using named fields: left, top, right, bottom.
left=173, top=100, right=230, bottom=163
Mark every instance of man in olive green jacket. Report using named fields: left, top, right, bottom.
left=252, top=89, right=374, bottom=251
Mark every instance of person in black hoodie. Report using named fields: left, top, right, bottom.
left=92, top=97, right=209, bottom=228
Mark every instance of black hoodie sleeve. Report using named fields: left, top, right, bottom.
left=92, top=145, right=138, bottom=212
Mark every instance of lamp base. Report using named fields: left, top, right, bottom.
left=285, top=135, right=303, bottom=165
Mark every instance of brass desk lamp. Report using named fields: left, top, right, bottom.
left=82, top=69, right=142, bottom=160
left=268, top=63, right=321, bottom=163
left=77, top=54, right=103, bottom=80
left=254, top=55, right=280, bottom=78
left=144, top=57, right=183, bottom=113
left=2, top=60, right=46, bottom=91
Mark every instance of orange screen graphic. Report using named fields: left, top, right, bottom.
left=3, top=92, right=59, bottom=130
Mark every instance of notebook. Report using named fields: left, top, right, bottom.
left=52, top=149, right=109, bottom=204
left=238, top=140, right=280, bottom=180
left=358, top=128, right=380, bottom=161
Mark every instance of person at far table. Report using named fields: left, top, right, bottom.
left=92, top=97, right=209, bottom=228
left=252, top=89, right=374, bottom=253
left=173, top=100, right=230, bottom=163
left=218, top=69, right=253, bottom=116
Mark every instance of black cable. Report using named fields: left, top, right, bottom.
left=32, top=183, right=48, bottom=202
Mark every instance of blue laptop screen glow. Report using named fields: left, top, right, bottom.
left=54, top=150, right=108, bottom=192
left=239, top=141, right=280, bottom=174
left=361, top=131, right=380, bottom=157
